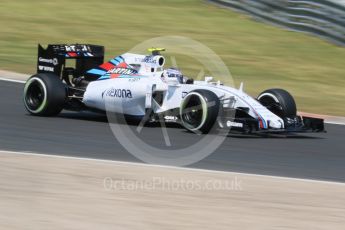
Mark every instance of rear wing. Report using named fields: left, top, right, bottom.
left=37, top=44, right=104, bottom=78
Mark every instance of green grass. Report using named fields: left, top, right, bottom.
left=0, top=0, right=344, bottom=115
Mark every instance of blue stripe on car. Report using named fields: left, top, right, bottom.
left=109, top=59, right=119, bottom=65
left=98, top=75, right=110, bottom=80
left=87, top=69, right=107, bottom=75
left=115, top=57, right=123, bottom=63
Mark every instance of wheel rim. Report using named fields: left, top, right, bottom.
left=180, top=93, right=207, bottom=131
left=24, top=77, right=47, bottom=113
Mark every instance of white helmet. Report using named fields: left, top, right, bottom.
left=162, top=68, right=184, bottom=83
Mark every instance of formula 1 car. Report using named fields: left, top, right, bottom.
left=23, top=44, right=324, bottom=134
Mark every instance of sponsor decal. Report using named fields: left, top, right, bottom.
left=164, top=116, right=178, bottom=121
left=226, top=121, right=243, bottom=128
left=65, top=45, right=89, bottom=52
left=39, top=57, right=59, bottom=66
left=143, top=56, right=156, bottom=64
left=52, top=58, right=58, bottom=65
left=134, top=57, right=144, bottom=62
left=38, top=65, right=54, bottom=72
left=107, top=68, right=137, bottom=75
left=102, top=88, right=133, bottom=99
left=128, top=78, right=140, bottom=82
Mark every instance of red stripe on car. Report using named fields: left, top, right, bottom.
left=100, top=62, right=115, bottom=71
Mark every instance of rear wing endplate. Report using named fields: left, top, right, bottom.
left=37, top=44, right=104, bottom=77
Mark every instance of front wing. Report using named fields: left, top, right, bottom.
left=218, top=114, right=325, bottom=134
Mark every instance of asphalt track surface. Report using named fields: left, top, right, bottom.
left=1, top=80, right=344, bottom=182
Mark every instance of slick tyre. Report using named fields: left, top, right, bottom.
left=23, top=73, right=66, bottom=116
left=257, top=88, right=297, bottom=118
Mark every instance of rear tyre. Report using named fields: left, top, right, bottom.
left=23, top=73, right=66, bottom=116
left=180, top=90, right=220, bottom=134
left=257, top=88, right=297, bottom=118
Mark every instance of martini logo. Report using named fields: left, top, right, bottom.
left=107, top=68, right=137, bottom=75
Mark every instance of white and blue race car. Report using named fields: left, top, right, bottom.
left=23, top=44, right=324, bottom=134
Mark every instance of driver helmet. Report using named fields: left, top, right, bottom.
left=164, top=68, right=184, bottom=83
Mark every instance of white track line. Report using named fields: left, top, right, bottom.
left=325, top=121, right=345, bottom=125
left=1, top=150, right=344, bottom=186
left=0, top=77, right=25, bottom=84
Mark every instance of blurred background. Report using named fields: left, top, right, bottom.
left=0, top=0, right=344, bottom=115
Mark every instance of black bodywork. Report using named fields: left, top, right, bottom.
left=37, top=44, right=104, bottom=85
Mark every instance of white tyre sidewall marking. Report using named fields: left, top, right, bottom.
left=180, top=92, right=208, bottom=132
left=257, top=92, right=279, bottom=103
left=23, top=77, right=48, bottom=114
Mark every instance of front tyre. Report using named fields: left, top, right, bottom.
left=180, top=90, right=220, bottom=134
left=257, top=88, right=297, bottom=118
left=23, top=73, right=66, bottom=116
